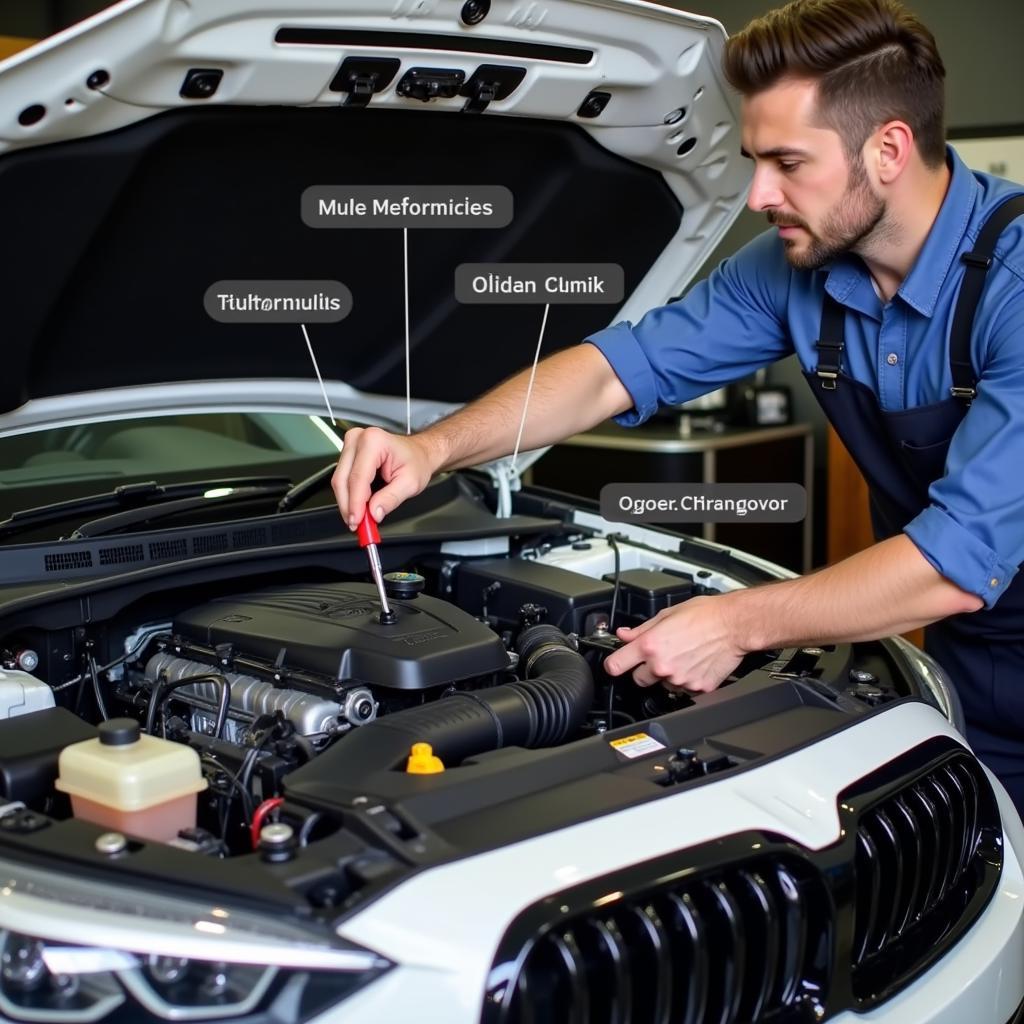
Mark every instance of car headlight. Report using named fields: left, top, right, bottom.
left=0, top=857, right=391, bottom=1023
left=884, top=633, right=964, bottom=732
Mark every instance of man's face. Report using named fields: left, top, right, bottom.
left=741, top=79, right=885, bottom=270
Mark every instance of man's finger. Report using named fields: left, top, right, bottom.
left=659, top=677, right=698, bottom=694
left=631, top=663, right=663, bottom=687
left=332, top=428, right=363, bottom=528
left=616, top=619, right=654, bottom=641
left=347, top=430, right=387, bottom=527
left=368, top=472, right=421, bottom=523
left=677, top=675, right=721, bottom=694
left=603, top=637, right=648, bottom=676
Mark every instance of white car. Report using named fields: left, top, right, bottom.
left=0, top=2, right=1021, bottom=1023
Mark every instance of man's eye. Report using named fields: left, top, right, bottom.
left=779, top=161, right=800, bottom=173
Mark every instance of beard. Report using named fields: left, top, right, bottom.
left=768, top=158, right=887, bottom=270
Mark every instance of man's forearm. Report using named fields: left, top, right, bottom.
left=724, top=534, right=984, bottom=651
left=417, top=343, right=632, bottom=472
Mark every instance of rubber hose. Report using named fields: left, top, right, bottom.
left=285, top=626, right=593, bottom=789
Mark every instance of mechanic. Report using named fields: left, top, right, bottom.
left=333, top=0, right=1024, bottom=813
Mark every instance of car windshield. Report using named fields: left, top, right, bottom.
left=0, top=412, right=346, bottom=526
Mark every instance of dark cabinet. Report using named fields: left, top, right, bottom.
left=529, top=422, right=814, bottom=574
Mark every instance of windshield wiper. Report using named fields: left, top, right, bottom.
left=70, top=482, right=293, bottom=539
left=0, top=477, right=292, bottom=542
left=276, top=462, right=336, bottom=514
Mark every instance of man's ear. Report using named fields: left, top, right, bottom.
left=870, top=120, right=914, bottom=185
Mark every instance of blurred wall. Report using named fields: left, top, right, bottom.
left=0, top=2, right=110, bottom=38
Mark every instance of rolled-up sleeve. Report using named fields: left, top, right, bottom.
left=903, top=303, right=1024, bottom=608
left=586, top=230, right=794, bottom=425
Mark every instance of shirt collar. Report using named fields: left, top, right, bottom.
left=824, top=256, right=883, bottom=320
left=896, top=145, right=979, bottom=317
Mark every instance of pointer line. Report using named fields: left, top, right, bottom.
left=301, top=323, right=336, bottom=425
left=404, top=227, right=411, bottom=435
left=511, top=303, right=550, bottom=472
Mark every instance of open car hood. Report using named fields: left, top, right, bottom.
left=0, top=0, right=750, bottom=434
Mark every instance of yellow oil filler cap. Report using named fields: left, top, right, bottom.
left=406, top=742, right=445, bottom=774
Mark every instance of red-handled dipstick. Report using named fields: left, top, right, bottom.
left=357, top=508, right=394, bottom=622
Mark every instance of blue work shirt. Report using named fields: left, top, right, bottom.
left=587, top=147, right=1024, bottom=608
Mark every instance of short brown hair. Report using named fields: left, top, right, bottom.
left=723, top=0, right=946, bottom=168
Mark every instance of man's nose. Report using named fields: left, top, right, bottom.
left=747, top=167, right=783, bottom=212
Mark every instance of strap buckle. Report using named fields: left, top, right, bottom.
left=817, top=370, right=838, bottom=390
left=961, top=251, right=992, bottom=270
left=950, top=385, right=976, bottom=400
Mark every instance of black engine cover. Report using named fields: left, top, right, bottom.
left=173, top=583, right=509, bottom=690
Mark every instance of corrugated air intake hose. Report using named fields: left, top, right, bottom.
left=289, top=624, right=594, bottom=779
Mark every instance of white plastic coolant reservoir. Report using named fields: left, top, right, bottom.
left=0, top=668, right=55, bottom=718
left=56, top=718, right=207, bottom=843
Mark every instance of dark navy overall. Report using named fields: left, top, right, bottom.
left=805, top=195, right=1024, bottom=816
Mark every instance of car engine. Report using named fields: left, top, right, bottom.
left=144, top=581, right=513, bottom=743
left=0, top=529, right=916, bottom=864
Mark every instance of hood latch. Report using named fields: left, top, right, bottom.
left=330, top=58, right=401, bottom=108
left=461, top=65, right=526, bottom=114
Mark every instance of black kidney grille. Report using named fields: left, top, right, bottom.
left=850, top=753, right=999, bottom=999
left=485, top=741, right=1003, bottom=1024
left=494, top=858, right=825, bottom=1024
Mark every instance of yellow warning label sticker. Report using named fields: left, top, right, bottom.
left=608, top=732, right=666, bottom=759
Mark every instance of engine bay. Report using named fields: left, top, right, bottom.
left=0, top=488, right=937, bottom=915
left=1, top=542, right=721, bottom=852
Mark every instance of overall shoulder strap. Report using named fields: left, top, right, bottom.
left=949, top=193, right=1024, bottom=403
left=815, top=292, right=847, bottom=390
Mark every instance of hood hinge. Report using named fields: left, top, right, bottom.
left=480, top=448, right=550, bottom=518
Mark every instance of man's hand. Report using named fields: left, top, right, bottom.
left=602, top=596, right=746, bottom=692
left=332, top=426, right=437, bottom=530
left=602, top=534, right=984, bottom=695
